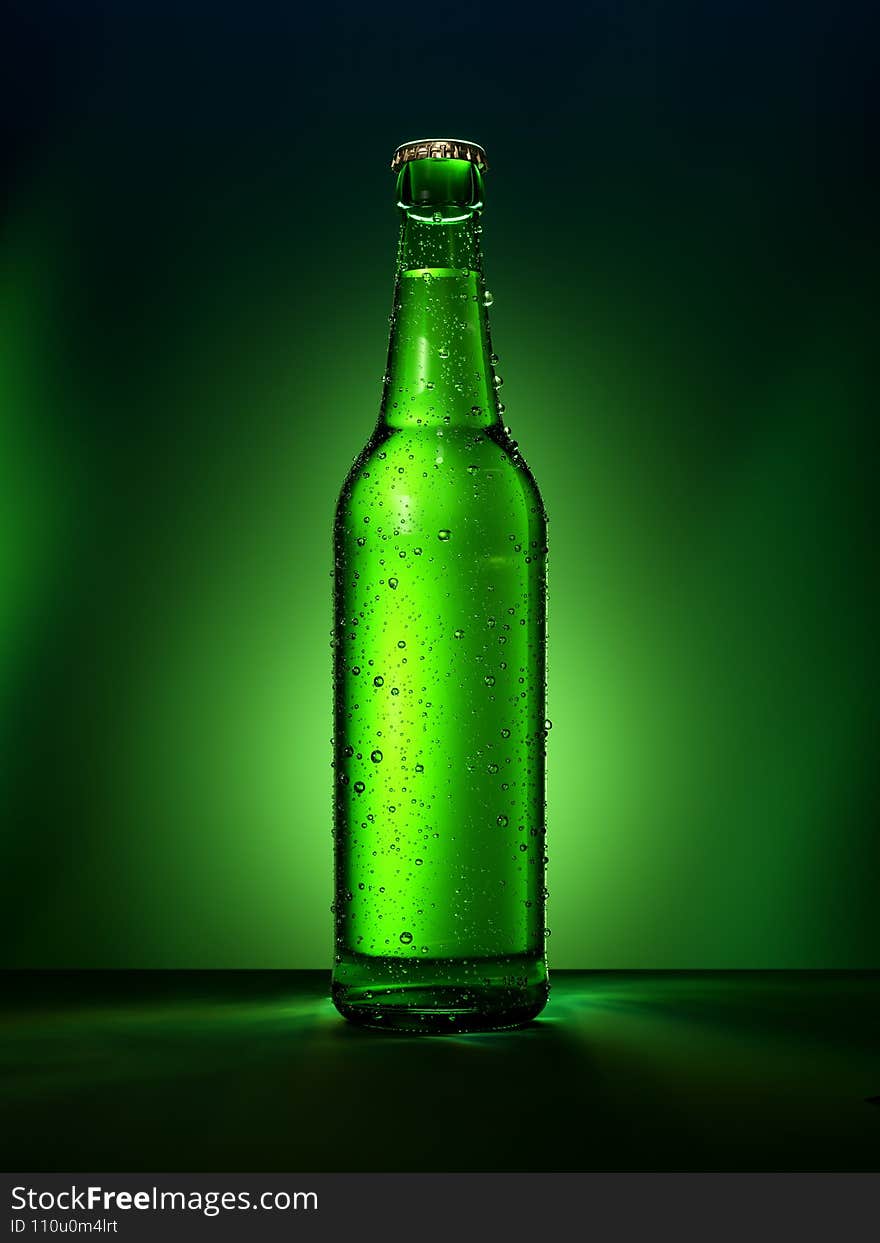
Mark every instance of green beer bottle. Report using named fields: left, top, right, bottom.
left=331, top=139, right=548, bottom=1032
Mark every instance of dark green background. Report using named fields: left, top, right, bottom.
left=1, top=1, right=877, bottom=968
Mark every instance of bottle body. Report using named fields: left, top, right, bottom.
left=331, top=148, right=548, bottom=1032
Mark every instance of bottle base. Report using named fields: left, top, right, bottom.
left=331, top=952, right=549, bottom=1034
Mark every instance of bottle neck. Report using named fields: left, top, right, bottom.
left=381, top=213, right=501, bottom=430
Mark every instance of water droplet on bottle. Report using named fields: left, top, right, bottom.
left=493, top=373, right=504, bottom=388
left=370, top=749, right=383, bottom=764
left=483, top=289, right=494, bottom=306
left=373, top=675, right=384, bottom=687
left=467, top=464, right=479, bottom=475
left=544, top=718, right=553, bottom=731
left=438, top=529, right=451, bottom=542
left=453, top=628, right=464, bottom=639
left=397, top=639, right=406, bottom=648
left=354, top=781, right=365, bottom=794
left=413, top=547, right=422, bottom=556
left=484, top=675, right=496, bottom=687
left=414, top=763, right=424, bottom=773
left=388, top=577, right=399, bottom=589
left=399, top=931, right=413, bottom=944
left=414, top=858, right=423, bottom=866
left=497, top=814, right=509, bottom=827
left=501, top=728, right=511, bottom=738
left=470, top=406, right=482, bottom=418
left=438, top=347, right=449, bottom=359
left=356, top=536, right=366, bottom=547
left=426, top=381, right=435, bottom=391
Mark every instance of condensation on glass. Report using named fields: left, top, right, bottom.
left=331, top=140, right=549, bottom=1032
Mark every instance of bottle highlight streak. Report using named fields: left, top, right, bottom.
left=331, top=139, right=549, bottom=1032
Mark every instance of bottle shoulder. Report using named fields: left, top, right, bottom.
left=336, top=424, right=545, bottom=523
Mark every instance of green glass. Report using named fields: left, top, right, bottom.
left=331, top=145, right=548, bottom=1032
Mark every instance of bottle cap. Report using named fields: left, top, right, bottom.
left=391, top=139, right=489, bottom=173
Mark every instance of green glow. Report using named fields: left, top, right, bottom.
left=1, top=102, right=875, bottom=970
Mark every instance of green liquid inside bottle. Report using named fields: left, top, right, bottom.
left=331, top=143, right=548, bottom=1032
